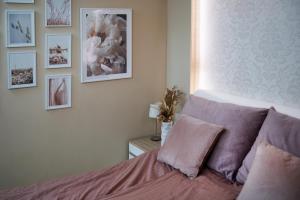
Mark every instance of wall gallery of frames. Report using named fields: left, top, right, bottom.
left=4, top=0, right=132, bottom=111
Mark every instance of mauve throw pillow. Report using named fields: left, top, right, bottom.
left=182, top=95, right=268, bottom=181
left=157, top=115, right=223, bottom=178
left=236, top=109, right=300, bottom=184
left=237, top=142, right=300, bottom=200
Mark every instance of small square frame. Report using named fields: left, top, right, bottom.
left=7, top=51, right=37, bottom=89
left=45, top=33, right=72, bottom=68
left=45, top=0, right=72, bottom=27
left=5, top=10, right=35, bottom=47
left=4, top=0, right=34, bottom=3
left=45, top=74, right=72, bottom=110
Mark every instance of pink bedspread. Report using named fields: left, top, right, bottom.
left=0, top=150, right=241, bottom=200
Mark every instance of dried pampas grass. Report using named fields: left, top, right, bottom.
left=158, top=86, right=184, bottom=122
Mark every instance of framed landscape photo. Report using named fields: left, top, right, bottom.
left=4, top=0, right=34, bottom=3
left=6, top=10, right=35, bottom=47
left=45, top=33, right=72, bottom=68
left=80, top=8, right=132, bottom=83
left=7, top=51, right=36, bottom=89
left=45, top=0, right=71, bottom=27
left=45, top=74, right=72, bottom=110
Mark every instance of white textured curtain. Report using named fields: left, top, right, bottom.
left=192, top=0, right=300, bottom=108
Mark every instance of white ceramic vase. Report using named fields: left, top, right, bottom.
left=161, top=121, right=173, bottom=146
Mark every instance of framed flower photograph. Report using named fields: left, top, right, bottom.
left=5, top=10, right=35, bottom=47
left=45, top=74, right=72, bottom=110
left=4, top=0, right=34, bottom=3
left=7, top=51, right=37, bottom=89
left=80, top=8, right=132, bottom=83
left=45, top=33, right=72, bottom=68
left=45, top=0, right=71, bottom=27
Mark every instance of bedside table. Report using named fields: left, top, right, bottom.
left=128, top=136, right=161, bottom=159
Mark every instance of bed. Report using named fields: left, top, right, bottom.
left=1, top=90, right=300, bottom=200
left=0, top=150, right=241, bottom=200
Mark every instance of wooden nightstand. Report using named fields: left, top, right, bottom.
left=128, top=136, right=161, bottom=159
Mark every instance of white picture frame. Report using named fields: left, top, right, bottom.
left=45, top=33, right=72, bottom=68
left=45, top=0, right=71, bottom=27
left=6, top=10, right=35, bottom=47
left=80, top=8, right=132, bottom=83
left=45, top=74, right=72, bottom=110
left=4, top=0, right=34, bottom=3
left=7, top=51, right=37, bottom=89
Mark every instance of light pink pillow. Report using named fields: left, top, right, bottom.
left=237, top=142, right=300, bottom=200
left=157, top=115, right=223, bottom=178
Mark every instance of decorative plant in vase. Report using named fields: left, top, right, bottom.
left=158, top=86, right=183, bottom=145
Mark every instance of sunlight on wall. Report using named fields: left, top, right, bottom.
left=198, top=0, right=210, bottom=90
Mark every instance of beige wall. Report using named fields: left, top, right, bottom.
left=167, top=0, right=191, bottom=94
left=0, top=0, right=167, bottom=188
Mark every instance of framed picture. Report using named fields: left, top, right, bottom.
left=45, top=33, right=72, bottom=68
left=45, top=74, right=72, bottom=110
left=5, top=10, right=35, bottom=47
left=4, top=0, right=34, bottom=3
left=7, top=51, right=37, bottom=89
left=80, top=8, right=132, bottom=83
left=45, top=0, right=71, bottom=27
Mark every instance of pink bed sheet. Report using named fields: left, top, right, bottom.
left=0, top=150, right=241, bottom=200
